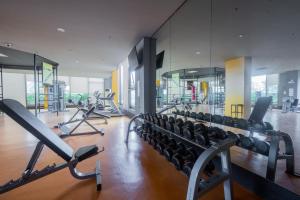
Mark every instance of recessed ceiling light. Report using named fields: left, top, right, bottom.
left=4, top=43, right=13, bottom=47
left=187, top=70, right=198, bottom=74
left=0, top=53, right=8, bottom=57
left=195, top=51, right=201, bottom=55
left=57, top=28, right=65, bottom=33
left=238, top=34, right=244, bottom=38
left=75, top=60, right=79, bottom=63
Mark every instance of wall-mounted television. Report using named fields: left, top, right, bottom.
left=42, top=62, right=53, bottom=85
left=128, top=47, right=139, bottom=70
left=156, top=51, right=164, bottom=69
left=136, top=41, right=143, bottom=66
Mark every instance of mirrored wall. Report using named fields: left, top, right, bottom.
left=153, top=0, right=300, bottom=193
left=154, top=0, right=300, bottom=118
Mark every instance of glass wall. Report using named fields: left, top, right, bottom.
left=24, top=74, right=104, bottom=107
left=251, top=74, right=279, bottom=107
left=154, top=0, right=211, bottom=112
left=153, top=0, right=300, bottom=115
left=58, top=76, right=71, bottom=102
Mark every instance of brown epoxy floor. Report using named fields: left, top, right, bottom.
left=0, top=111, right=260, bottom=200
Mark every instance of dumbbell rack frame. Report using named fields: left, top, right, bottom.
left=174, top=112, right=300, bottom=182
left=125, top=114, right=236, bottom=200
left=266, top=131, right=300, bottom=181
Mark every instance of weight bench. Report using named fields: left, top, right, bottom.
left=56, top=105, right=110, bottom=137
left=0, top=99, right=103, bottom=194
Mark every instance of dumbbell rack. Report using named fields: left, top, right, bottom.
left=173, top=112, right=300, bottom=182
left=125, top=114, right=236, bottom=200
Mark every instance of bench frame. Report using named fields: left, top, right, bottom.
left=0, top=141, right=103, bottom=194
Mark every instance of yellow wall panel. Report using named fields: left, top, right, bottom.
left=224, top=57, right=245, bottom=117
left=112, top=70, right=118, bottom=104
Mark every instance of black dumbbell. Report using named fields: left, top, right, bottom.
left=174, top=118, right=184, bottom=135
left=235, top=118, right=249, bottom=130
left=182, top=121, right=195, bottom=140
left=194, top=124, right=210, bottom=146
left=239, top=134, right=255, bottom=149
left=190, top=112, right=197, bottom=119
left=254, top=138, right=270, bottom=155
left=174, top=110, right=180, bottom=115
left=141, top=125, right=151, bottom=141
left=154, top=135, right=169, bottom=150
left=263, top=122, right=273, bottom=131
left=185, top=111, right=191, bottom=117
left=180, top=110, right=185, bottom=116
left=159, top=115, right=168, bottom=129
left=166, top=116, right=175, bottom=131
left=226, top=131, right=240, bottom=145
left=146, top=129, right=155, bottom=144
left=223, top=116, right=234, bottom=126
left=135, top=125, right=143, bottom=137
left=145, top=113, right=151, bottom=121
left=212, top=115, right=223, bottom=124
left=196, top=112, right=204, bottom=120
left=156, top=138, right=176, bottom=155
left=153, top=115, right=160, bottom=126
left=204, top=113, right=212, bottom=121
left=171, top=147, right=197, bottom=170
left=163, top=142, right=185, bottom=161
left=183, top=161, right=194, bottom=177
left=204, top=161, right=215, bottom=176
left=207, top=127, right=227, bottom=140
left=149, top=114, right=155, bottom=123
left=149, top=131, right=163, bottom=147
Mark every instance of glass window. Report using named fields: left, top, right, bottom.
left=25, top=74, right=35, bottom=106
left=251, top=75, right=267, bottom=104
left=119, top=64, right=124, bottom=106
left=129, top=71, right=136, bottom=109
left=88, top=78, right=104, bottom=102
left=266, top=74, right=279, bottom=106
left=70, top=77, right=88, bottom=102
left=58, top=76, right=70, bottom=102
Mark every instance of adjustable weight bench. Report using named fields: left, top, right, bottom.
left=56, top=105, right=110, bottom=137
left=0, top=99, right=103, bottom=194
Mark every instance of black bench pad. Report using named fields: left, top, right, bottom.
left=75, top=145, right=98, bottom=162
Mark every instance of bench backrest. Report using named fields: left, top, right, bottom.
left=0, top=99, right=74, bottom=161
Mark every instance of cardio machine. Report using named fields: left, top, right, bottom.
left=93, top=89, right=123, bottom=117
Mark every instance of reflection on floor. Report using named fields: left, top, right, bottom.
left=0, top=110, right=260, bottom=200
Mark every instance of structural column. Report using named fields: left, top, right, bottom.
left=224, top=57, right=252, bottom=118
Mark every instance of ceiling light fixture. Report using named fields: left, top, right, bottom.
left=187, top=70, right=198, bottom=74
left=238, top=34, right=244, bottom=38
left=4, top=43, right=13, bottom=47
left=195, top=51, right=201, bottom=55
left=57, top=28, right=65, bottom=33
left=0, top=53, right=8, bottom=57
left=75, top=60, right=79, bottom=63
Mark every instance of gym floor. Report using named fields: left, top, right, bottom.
left=0, top=109, right=298, bottom=199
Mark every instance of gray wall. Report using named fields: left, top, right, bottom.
left=127, top=37, right=156, bottom=115
left=278, top=70, right=298, bottom=106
